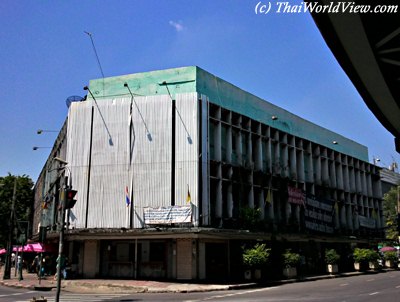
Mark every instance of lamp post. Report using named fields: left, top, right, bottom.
left=15, top=219, right=29, bottom=281
left=53, top=157, right=68, bottom=302
left=397, top=185, right=400, bottom=245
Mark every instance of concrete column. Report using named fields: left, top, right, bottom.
left=346, top=205, right=353, bottom=230
left=297, top=150, right=305, bottom=182
left=83, top=240, right=98, bottom=278
left=216, top=178, right=223, bottom=220
left=248, top=186, right=254, bottom=208
left=215, top=122, right=221, bottom=161
left=336, top=163, right=344, bottom=190
left=285, top=201, right=291, bottom=224
left=227, top=183, right=233, bottom=218
left=227, top=127, right=232, bottom=164
left=255, top=137, right=262, bottom=171
left=289, top=147, right=296, bottom=178
left=340, top=205, right=346, bottom=228
left=343, top=166, right=350, bottom=192
left=199, top=241, right=206, bottom=280
left=177, top=239, right=193, bottom=280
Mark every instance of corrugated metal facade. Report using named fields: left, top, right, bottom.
left=66, top=93, right=199, bottom=229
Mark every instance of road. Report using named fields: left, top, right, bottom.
left=1, top=270, right=399, bottom=302
left=0, top=286, right=131, bottom=302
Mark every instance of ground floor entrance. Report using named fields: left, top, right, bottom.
left=63, top=230, right=362, bottom=281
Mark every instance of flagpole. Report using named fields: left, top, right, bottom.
left=125, top=186, right=131, bottom=228
left=126, top=205, right=129, bottom=228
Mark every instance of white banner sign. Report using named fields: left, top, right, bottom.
left=144, top=206, right=192, bottom=225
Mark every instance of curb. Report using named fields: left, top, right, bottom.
left=1, top=269, right=398, bottom=294
left=0, top=280, right=56, bottom=291
left=0, top=281, right=34, bottom=290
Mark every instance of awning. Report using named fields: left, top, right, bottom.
left=16, top=243, right=56, bottom=253
left=0, top=243, right=56, bottom=254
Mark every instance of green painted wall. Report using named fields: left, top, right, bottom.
left=87, top=66, right=197, bottom=99
left=87, top=66, right=369, bottom=161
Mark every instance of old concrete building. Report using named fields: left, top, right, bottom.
left=33, top=66, right=384, bottom=280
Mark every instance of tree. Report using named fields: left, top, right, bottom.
left=0, top=174, right=34, bottom=248
left=382, top=186, right=399, bottom=241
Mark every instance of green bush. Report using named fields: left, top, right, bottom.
left=242, top=243, right=271, bottom=268
left=353, top=248, right=379, bottom=263
left=353, top=248, right=368, bottom=263
left=325, top=249, right=340, bottom=264
left=383, top=251, right=398, bottom=262
left=283, top=249, right=301, bottom=268
left=366, top=249, right=380, bottom=262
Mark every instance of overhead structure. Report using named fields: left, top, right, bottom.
left=306, top=0, right=400, bottom=152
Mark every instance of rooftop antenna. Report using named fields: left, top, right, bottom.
left=84, top=31, right=105, bottom=79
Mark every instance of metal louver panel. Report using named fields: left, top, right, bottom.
left=66, top=93, right=199, bottom=229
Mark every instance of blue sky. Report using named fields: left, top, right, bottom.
left=1, top=0, right=398, bottom=182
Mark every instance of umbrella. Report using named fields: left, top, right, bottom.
left=0, top=248, right=6, bottom=255
left=380, top=246, right=396, bottom=252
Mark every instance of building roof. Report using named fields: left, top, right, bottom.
left=87, top=66, right=369, bottom=161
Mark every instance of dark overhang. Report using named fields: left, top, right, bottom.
left=40, top=227, right=378, bottom=244
left=306, top=0, right=400, bottom=152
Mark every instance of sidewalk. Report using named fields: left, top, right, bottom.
left=0, top=267, right=396, bottom=294
left=0, top=268, right=254, bottom=293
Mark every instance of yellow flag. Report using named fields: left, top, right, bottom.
left=186, top=186, right=191, bottom=203
left=265, top=189, right=272, bottom=205
left=334, top=201, right=339, bottom=216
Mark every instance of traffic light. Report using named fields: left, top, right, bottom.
left=65, top=188, right=77, bottom=209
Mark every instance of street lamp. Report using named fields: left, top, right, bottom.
left=33, top=146, right=51, bottom=150
left=37, top=129, right=58, bottom=134
left=373, top=157, right=381, bottom=166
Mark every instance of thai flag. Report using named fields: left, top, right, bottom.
left=125, top=186, right=131, bottom=207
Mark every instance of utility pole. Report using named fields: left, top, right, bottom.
left=3, top=179, right=17, bottom=280
left=55, top=176, right=67, bottom=302
left=397, top=185, right=400, bottom=245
